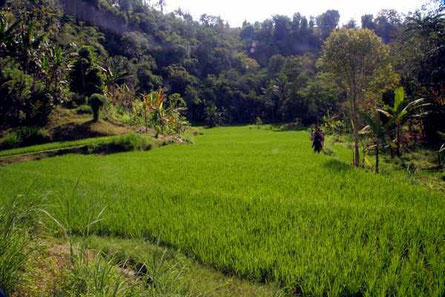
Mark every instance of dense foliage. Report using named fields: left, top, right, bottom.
left=0, top=1, right=67, bottom=127
left=319, top=28, right=398, bottom=166
left=0, top=1, right=444, bottom=295
left=0, top=0, right=443, bottom=147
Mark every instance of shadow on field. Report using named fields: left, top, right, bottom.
left=323, top=159, right=352, bottom=172
left=271, top=127, right=307, bottom=132
left=271, top=122, right=306, bottom=131
left=52, top=120, right=110, bottom=141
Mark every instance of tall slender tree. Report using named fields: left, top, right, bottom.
left=319, top=29, right=398, bottom=166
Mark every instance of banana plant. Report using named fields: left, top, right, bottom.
left=101, top=58, right=132, bottom=87
left=360, top=112, right=390, bottom=173
left=142, top=89, right=167, bottom=137
left=166, top=93, right=188, bottom=133
left=19, top=21, right=48, bottom=73
left=0, top=18, right=21, bottom=53
left=41, top=46, right=70, bottom=103
left=377, top=87, right=430, bottom=156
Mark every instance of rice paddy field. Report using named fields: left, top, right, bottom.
left=0, top=126, right=444, bottom=296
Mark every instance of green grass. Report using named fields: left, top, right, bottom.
left=0, top=136, right=119, bottom=158
left=86, top=236, right=283, bottom=296
left=0, top=134, right=153, bottom=158
left=0, top=126, right=444, bottom=296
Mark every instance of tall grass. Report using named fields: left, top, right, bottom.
left=0, top=192, right=43, bottom=295
left=54, top=248, right=129, bottom=297
left=42, top=189, right=133, bottom=297
left=101, top=241, right=189, bottom=296
left=0, top=127, right=443, bottom=296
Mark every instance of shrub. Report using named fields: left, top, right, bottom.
left=0, top=59, right=53, bottom=127
left=0, top=127, right=51, bottom=149
left=89, top=94, right=107, bottom=122
left=111, top=134, right=152, bottom=151
left=254, top=117, right=263, bottom=129
left=281, top=120, right=304, bottom=131
left=88, top=134, right=152, bottom=154
left=0, top=132, right=20, bottom=150
left=70, top=47, right=104, bottom=98
left=137, top=90, right=189, bottom=136
left=204, top=103, right=224, bottom=128
left=75, top=104, right=93, bottom=115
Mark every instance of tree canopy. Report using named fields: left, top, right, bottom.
left=319, top=28, right=399, bottom=166
left=0, top=0, right=443, bottom=150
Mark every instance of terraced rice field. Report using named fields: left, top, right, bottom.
left=0, top=126, right=443, bottom=296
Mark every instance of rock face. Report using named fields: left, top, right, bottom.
left=58, top=0, right=129, bottom=35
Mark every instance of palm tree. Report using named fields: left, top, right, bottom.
left=377, top=87, right=429, bottom=156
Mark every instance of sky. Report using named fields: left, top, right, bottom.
left=164, top=0, right=426, bottom=28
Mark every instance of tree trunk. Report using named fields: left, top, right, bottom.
left=353, top=126, right=360, bottom=167
left=352, top=149, right=355, bottom=166
left=351, top=93, right=360, bottom=167
left=347, top=72, right=361, bottom=167
left=81, top=62, right=86, bottom=92
left=375, top=141, right=379, bottom=173
left=396, top=124, right=401, bottom=156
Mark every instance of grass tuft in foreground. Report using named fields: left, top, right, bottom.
left=0, top=192, right=44, bottom=295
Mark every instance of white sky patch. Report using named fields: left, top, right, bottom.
left=164, top=0, right=426, bottom=27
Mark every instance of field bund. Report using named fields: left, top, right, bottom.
left=0, top=126, right=443, bottom=296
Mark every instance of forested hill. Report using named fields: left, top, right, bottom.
left=0, top=0, right=443, bottom=141
left=53, top=0, right=428, bottom=123
left=56, top=0, right=336, bottom=126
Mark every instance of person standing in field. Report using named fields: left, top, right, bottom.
left=312, top=127, right=325, bottom=153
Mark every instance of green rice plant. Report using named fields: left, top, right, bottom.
left=0, top=127, right=443, bottom=296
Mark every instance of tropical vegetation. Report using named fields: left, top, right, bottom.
left=0, top=0, right=444, bottom=296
